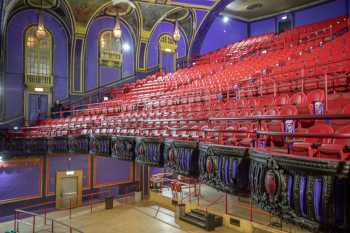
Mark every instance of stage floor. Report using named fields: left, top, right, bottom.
left=0, top=201, right=236, bottom=233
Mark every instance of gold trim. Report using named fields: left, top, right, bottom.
left=159, top=34, right=177, bottom=53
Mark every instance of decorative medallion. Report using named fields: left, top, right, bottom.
left=265, top=170, right=277, bottom=198
left=168, top=148, right=176, bottom=162
left=207, top=157, right=214, bottom=174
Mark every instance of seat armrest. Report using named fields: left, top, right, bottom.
left=311, top=142, right=321, bottom=149
left=285, top=139, right=304, bottom=144
left=344, top=145, right=350, bottom=152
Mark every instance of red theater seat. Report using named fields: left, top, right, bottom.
left=292, top=123, right=334, bottom=157
left=318, top=125, right=350, bottom=160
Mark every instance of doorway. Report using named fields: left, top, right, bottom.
left=160, top=51, right=175, bottom=74
left=278, top=19, right=292, bottom=33
left=56, top=170, right=83, bottom=209
left=27, top=93, right=50, bottom=125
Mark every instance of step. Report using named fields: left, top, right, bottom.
left=186, top=211, right=207, bottom=222
left=190, top=209, right=223, bottom=228
left=191, top=208, right=207, bottom=216
left=180, top=214, right=214, bottom=231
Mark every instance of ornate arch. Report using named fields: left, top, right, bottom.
left=190, top=0, right=233, bottom=57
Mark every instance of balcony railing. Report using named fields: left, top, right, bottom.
left=25, top=74, right=53, bottom=87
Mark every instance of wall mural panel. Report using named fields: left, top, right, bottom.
left=138, top=2, right=174, bottom=31
left=135, top=137, right=164, bottom=167
left=164, top=140, right=199, bottom=177
left=68, top=0, right=110, bottom=28
left=249, top=149, right=350, bottom=232
left=199, top=144, right=250, bottom=195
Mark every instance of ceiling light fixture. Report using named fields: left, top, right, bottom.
left=281, top=15, right=288, bottom=20
left=36, top=0, right=46, bottom=40
left=223, top=16, right=229, bottom=23
left=173, top=20, right=181, bottom=42
left=113, top=14, right=122, bottom=39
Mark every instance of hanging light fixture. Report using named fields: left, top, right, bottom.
left=36, top=0, right=46, bottom=40
left=173, top=20, right=181, bottom=42
left=113, top=14, right=122, bottom=39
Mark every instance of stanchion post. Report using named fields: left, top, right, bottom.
left=44, top=208, right=47, bottom=225
left=90, top=194, right=93, bottom=214
left=13, top=212, right=17, bottom=232
left=32, top=215, right=35, bottom=233
left=225, top=192, right=228, bottom=215
left=250, top=199, right=253, bottom=222
left=69, top=199, right=72, bottom=219
left=325, top=73, right=328, bottom=112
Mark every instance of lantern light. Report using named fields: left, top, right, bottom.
left=173, top=21, right=181, bottom=42
left=113, top=16, right=122, bottom=39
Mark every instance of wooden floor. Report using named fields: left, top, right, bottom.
left=0, top=202, right=237, bottom=233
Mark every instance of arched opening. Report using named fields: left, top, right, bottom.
left=158, top=34, right=177, bottom=74
left=24, top=25, right=53, bottom=125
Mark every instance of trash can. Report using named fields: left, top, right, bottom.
left=175, top=203, right=186, bottom=219
left=105, top=196, right=113, bottom=209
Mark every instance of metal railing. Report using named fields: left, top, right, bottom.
left=14, top=209, right=83, bottom=233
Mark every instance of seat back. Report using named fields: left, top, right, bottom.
left=275, top=94, right=289, bottom=106
left=306, top=89, right=325, bottom=104
left=290, top=92, right=307, bottom=105
left=334, top=125, right=350, bottom=146
left=305, top=123, right=334, bottom=144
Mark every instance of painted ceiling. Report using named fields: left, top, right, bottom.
left=224, top=0, right=326, bottom=21
left=67, top=0, right=218, bottom=27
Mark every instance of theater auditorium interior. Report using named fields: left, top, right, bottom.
left=0, top=0, right=350, bottom=232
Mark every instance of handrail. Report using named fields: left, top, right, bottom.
left=48, top=57, right=350, bottom=118
left=201, top=194, right=226, bottom=212
left=0, top=116, right=24, bottom=125
left=14, top=209, right=83, bottom=233
left=256, top=131, right=350, bottom=139
left=18, top=114, right=350, bottom=131
left=52, top=26, right=348, bottom=111
left=60, top=73, right=138, bottom=108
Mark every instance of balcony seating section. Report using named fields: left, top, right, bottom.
left=26, top=16, right=350, bottom=161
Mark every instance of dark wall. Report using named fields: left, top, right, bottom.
left=199, top=16, right=248, bottom=54
left=250, top=0, right=349, bottom=36
left=250, top=18, right=276, bottom=37
left=294, top=0, right=347, bottom=26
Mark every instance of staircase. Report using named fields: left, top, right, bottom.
left=180, top=209, right=223, bottom=231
